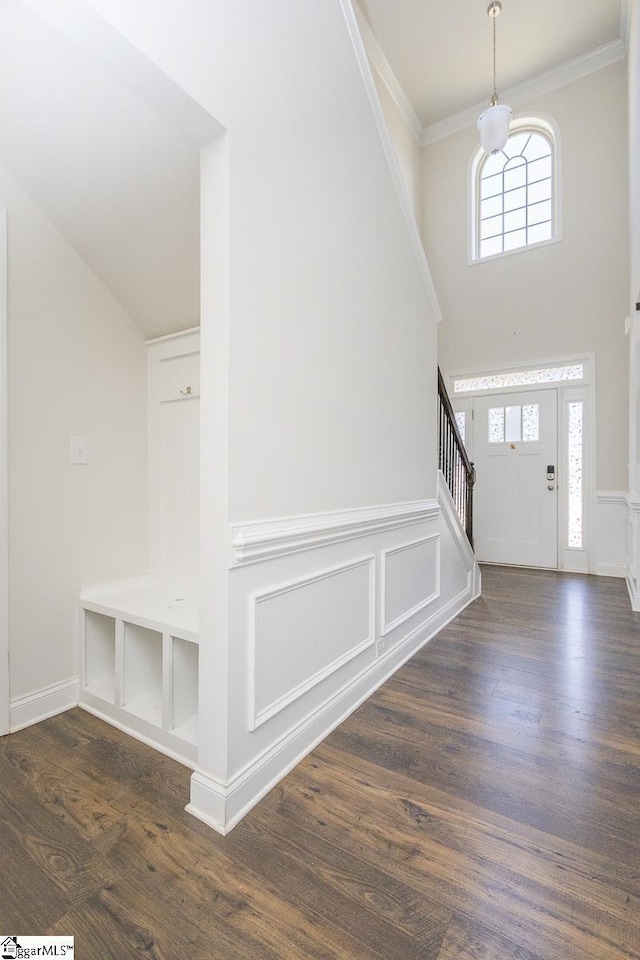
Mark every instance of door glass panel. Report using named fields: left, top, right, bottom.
left=455, top=411, right=466, bottom=445
left=505, top=406, right=522, bottom=442
left=489, top=407, right=505, bottom=443
left=522, top=404, right=539, bottom=441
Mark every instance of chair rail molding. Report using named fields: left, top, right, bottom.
left=230, top=500, right=439, bottom=566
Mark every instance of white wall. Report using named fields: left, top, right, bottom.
left=629, top=0, right=640, bottom=498
left=422, top=61, right=629, bottom=493
left=74, top=0, right=471, bottom=832
left=83, top=0, right=438, bottom=523
left=630, top=1, right=640, bottom=322
left=4, top=160, right=148, bottom=701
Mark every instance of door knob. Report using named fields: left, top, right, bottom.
left=547, top=484, right=555, bottom=491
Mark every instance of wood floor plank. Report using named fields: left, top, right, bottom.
left=1, top=729, right=128, bottom=848
left=1, top=564, right=639, bottom=959
left=260, top=749, right=640, bottom=960
left=435, top=916, right=546, bottom=960
left=229, top=806, right=450, bottom=959
left=0, top=748, right=105, bottom=929
left=101, top=800, right=392, bottom=960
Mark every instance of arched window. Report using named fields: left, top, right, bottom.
left=470, top=119, right=559, bottom=262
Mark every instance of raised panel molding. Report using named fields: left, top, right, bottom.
left=381, top=535, right=440, bottom=636
left=188, top=489, right=481, bottom=834
left=231, top=500, right=439, bottom=566
left=188, top=580, right=477, bottom=836
left=250, top=557, right=375, bottom=730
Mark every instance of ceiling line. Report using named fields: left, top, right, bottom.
left=422, top=38, right=626, bottom=147
left=342, top=0, right=443, bottom=323
left=620, top=0, right=631, bottom=48
left=353, top=1, right=423, bottom=145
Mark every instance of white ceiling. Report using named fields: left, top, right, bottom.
left=0, top=0, right=211, bottom=339
left=359, top=0, right=627, bottom=131
left=0, top=0, right=628, bottom=340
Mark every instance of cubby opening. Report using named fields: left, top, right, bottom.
left=122, top=622, right=163, bottom=726
left=171, top=637, right=198, bottom=745
left=84, top=611, right=116, bottom=704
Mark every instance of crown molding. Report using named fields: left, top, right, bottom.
left=352, top=3, right=424, bottom=145
left=340, top=0, right=443, bottom=323
left=621, top=0, right=631, bottom=50
left=422, top=38, right=627, bottom=147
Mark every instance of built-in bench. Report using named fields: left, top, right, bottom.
left=79, top=576, right=199, bottom=766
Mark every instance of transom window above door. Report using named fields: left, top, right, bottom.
left=453, top=362, right=582, bottom=394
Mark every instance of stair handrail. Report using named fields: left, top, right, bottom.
left=437, top=368, right=475, bottom=546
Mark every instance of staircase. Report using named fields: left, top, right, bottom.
left=438, top=368, right=475, bottom=546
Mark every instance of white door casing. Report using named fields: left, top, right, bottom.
left=473, top=389, right=558, bottom=567
left=147, top=329, right=200, bottom=584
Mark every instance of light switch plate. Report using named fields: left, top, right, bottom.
left=70, top=436, right=88, bottom=464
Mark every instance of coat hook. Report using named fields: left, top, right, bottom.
left=180, top=386, right=192, bottom=396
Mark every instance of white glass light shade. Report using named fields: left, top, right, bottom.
left=477, top=103, right=513, bottom=154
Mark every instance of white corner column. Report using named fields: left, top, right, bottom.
left=627, top=0, right=640, bottom=611
left=186, top=132, right=232, bottom=832
left=0, top=209, right=8, bottom=735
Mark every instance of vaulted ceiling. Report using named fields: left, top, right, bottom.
left=0, top=1, right=629, bottom=338
left=0, top=0, right=219, bottom=339
left=358, top=0, right=628, bottom=135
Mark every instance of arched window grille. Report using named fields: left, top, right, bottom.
left=473, top=124, right=557, bottom=261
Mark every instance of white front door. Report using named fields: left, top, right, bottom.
left=473, top=389, right=558, bottom=567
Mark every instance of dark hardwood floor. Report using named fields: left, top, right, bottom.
left=1, top=565, right=640, bottom=959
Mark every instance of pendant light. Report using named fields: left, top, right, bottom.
left=477, top=1, right=512, bottom=154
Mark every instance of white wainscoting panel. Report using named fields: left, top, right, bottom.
left=381, top=535, right=440, bottom=636
left=626, top=495, right=640, bottom=610
left=189, top=492, right=481, bottom=834
left=250, top=556, right=375, bottom=729
left=595, top=491, right=627, bottom=577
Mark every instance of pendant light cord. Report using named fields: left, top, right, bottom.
left=492, top=12, right=498, bottom=105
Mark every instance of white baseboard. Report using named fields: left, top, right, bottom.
left=596, top=562, right=627, bottom=578
left=627, top=568, right=640, bottom=611
left=595, top=491, right=627, bottom=579
left=9, top=677, right=79, bottom=733
left=187, top=578, right=477, bottom=834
